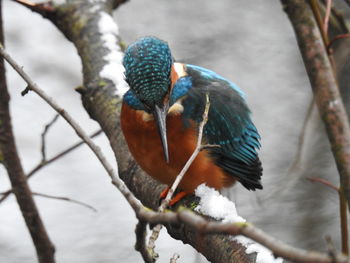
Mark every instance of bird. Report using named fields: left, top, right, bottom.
left=120, top=36, right=262, bottom=204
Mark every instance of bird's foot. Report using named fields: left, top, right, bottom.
left=159, top=186, right=170, bottom=199
left=159, top=187, right=189, bottom=206
left=169, top=191, right=188, bottom=206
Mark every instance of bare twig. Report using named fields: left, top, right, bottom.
left=41, top=114, right=59, bottom=162
left=309, top=0, right=337, bottom=70
left=310, top=0, right=329, bottom=45
left=135, top=220, right=156, bottom=263
left=0, top=129, right=103, bottom=203
left=288, top=97, right=315, bottom=173
left=32, top=192, right=97, bottom=212
left=339, top=188, right=349, bottom=255
left=162, top=93, right=210, bottom=209
left=325, top=236, right=338, bottom=262
left=147, top=223, right=162, bottom=262
left=328, top=33, right=350, bottom=51
left=307, top=177, right=339, bottom=192
left=170, top=253, right=180, bottom=263
left=307, top=177, right=349, bottom=255
left=147, top=94, right=211, bottom=256
left=13, top=0, right=55, bottom=13
left=323, top=0, right=332, bottom=36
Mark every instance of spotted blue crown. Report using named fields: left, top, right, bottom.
left=123, top=37, right=173, bottom=108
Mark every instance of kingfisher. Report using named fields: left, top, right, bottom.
left=121, top=36, right=262, bottom=204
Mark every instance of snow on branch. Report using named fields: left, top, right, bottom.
left=97, top=11, right=128, bottom=97
left=195, top=185, right=283, bottom=263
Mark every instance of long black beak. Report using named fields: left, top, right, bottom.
left=154, top=103, right=169, bottom=163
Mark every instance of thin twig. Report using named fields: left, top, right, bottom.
left=323, top=0, right=332, bottom=36
left=288, top=97, right=315, bottom=173
left=325, top=236, right=338, bottom=262
left=41, top=114, right=59, bottom=162
left=14, top=0, right=36, bottom=6
left=327, top=33, right=350, bottom=51
left=135, top=220, right=156, bottom=263
left=32, top=192, right=97, bottom=212
left=307, top=177, right=339, bottom=192
left=147, top=223, right=162, bottom=260
left=339, top=188, right=349, bottom=255
left=163, top=93, right=210, bottom=210
left=0, top=129, right=103, bottom=203
left=13, top=0, right=55, bottom=13
left=307, top=176, right=349, bottom=255
left=170, top=253, right=180, bottom=263
left=147, top=94, right=210, bottom=255
left=310, top=0, right=329, bottom=45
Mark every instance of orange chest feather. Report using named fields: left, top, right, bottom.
left=120, top=103, right=196, bottom=165
left=120, top=103, right=235, bottom=193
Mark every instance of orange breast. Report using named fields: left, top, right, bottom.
left=120, top=103, right=236, bottom=193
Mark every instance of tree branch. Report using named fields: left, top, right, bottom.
left=40, top=114, right=60, bottom=162
left=0, top=1, right=55, bottom=262
left=281, top=0, right=350, bottom=211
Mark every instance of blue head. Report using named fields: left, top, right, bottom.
left=123, top=36, right=174, bottom=162
left=123, top=36, right=173, bottom=109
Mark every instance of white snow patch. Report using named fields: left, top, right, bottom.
left=236, top=236, right=284, bottom=263
left=89, top=0, right=106, bottom=4
left=195, top=184, right=245, bottom=223
left=195, top=184, right=283, bottom=263
left=52, top=0, right=67, bottom=4
left=98, top=12, right=128, bottom=97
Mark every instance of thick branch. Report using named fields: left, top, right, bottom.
left=0, top=2, right=55, bottom=262
left=281, top=0, right=350, bottom=210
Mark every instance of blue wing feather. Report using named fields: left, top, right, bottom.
left=172, top=64, right=262, bottom=190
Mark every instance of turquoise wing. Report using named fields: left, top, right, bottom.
left=178, top=64, right=262, bottom=190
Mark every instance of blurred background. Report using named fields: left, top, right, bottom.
left=1, top=0, right=349, bottom=262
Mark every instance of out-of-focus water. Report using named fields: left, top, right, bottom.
left=0, top=0, right=344, bottom=262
